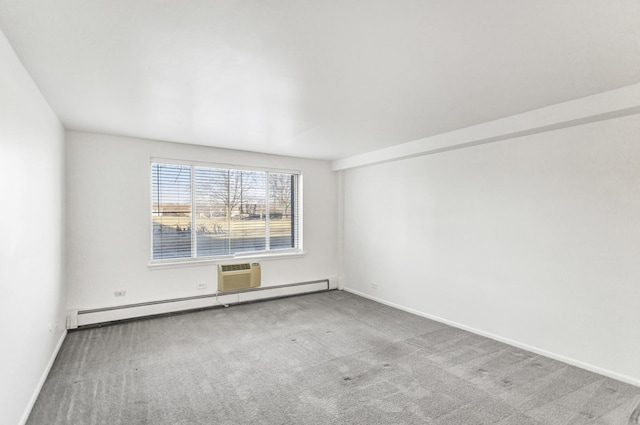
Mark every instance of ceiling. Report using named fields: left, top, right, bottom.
left=1, top=0, right=639, bottom=161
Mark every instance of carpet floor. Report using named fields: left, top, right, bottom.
left=28, top=290, right=640, bottom=424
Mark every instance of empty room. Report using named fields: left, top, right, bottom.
left=1, top=1, right=639, bottom=424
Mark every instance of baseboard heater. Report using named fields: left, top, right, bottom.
left=68, top=279, right=333, bottom=328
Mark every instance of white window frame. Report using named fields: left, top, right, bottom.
left=149, top=157, right=303, bottom=267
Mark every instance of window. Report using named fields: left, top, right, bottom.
left=151, top=161, right=301, bottom=262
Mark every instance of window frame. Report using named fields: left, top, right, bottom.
left=149, top=157, right=303, bottom=267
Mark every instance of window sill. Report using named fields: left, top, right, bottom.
left=148, top=251, right=305, bottom=270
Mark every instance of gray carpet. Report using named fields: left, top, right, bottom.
left=28, top=291, right=640, bottom=425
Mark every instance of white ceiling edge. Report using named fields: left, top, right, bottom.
left=332, top=83, right=640, bottom=171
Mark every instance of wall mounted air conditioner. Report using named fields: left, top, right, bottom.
left=217, top=263, right=261, bottom=292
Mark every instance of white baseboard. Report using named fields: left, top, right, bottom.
left=74, top=280, right=330, bottom=327
left=328, top=276, right=340, bottom=290
left=20, top=330, right=67, bottom=425
left=344, top=287, right=640, bottom=388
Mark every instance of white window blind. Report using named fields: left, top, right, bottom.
left=151, top=161, right=300, bottom=261
left=151, top=163, right=192, bottom=259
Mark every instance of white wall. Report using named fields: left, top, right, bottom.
left=0, top=29, right=66, bottom=425
left=342, top=114, right=640, bottom=385
left=66, top=131, right=338, bottom=311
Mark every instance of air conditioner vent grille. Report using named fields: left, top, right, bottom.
left=221, top=263, right=251, bottom=272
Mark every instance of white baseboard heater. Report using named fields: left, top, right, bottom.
left=68, top=278, right=334, bottom=328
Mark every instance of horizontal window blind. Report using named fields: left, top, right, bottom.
left=151, top=161, right=300, bottom=261
left=151, top=163, right=192, bottom=259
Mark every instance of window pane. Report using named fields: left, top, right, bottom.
left=151, top=162, right=300, bottom=262
left=195, top=168, right=267, bottom=255
left=194, top=167, right=230, bottom=256
left=229, top=170, right=267, bottom=253
left=151, top=163, right=192, bottom=259
left=269, top=173, right=296, bottom=249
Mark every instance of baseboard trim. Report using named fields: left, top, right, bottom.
left=344, top=287, right=640, bottom=388
left=20, top=329, right=67, bottom=425
left=74, top=280, right=331, bottom=327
